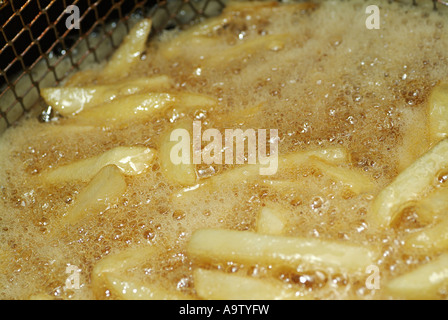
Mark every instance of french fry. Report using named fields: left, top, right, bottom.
left=159, top=1, right=315, bottom=60
left=158, top=16, right=227, bottom=60
left=101, top=19, right=152, bottom=78
left=187, top=229, right=379, bottom=273
left=64, top=19, right=152, bottom=87
left=179, top=16, right=231, bottom=38
left=258, top=159, right=374, bottom=196
left=93, top=246, right=156, bottom=277
left=215, top=104, right=263, bottom=126
left=63, top=68, right=99, bottom=87
left=307, top=158, right=376, bottom=194
left=42, top=146, right=155, bottom=183
left=91, top=245, right=190, bottom=299
left=174, top=147, right=349, bottom=200
left=42, top=76, right=173, bottom=116
left=60, top=165, right=126, bottom=226
left=428, top=81, right=448, bottom=143
left=92, top=245, right=157, bottom=298
left=159, top=1, right=316, bottom=59
left=164, top=1, right=314, bottom=43
left=259, top=179, right=307, bottom=193
left=193, top=268, right=306, bottom=300
left=159, top=121, right=197, bottom=186
left=256, top=203, right=287, bottom=235
left=385, top=253, right=448, bottom=299
left=369, top=138, right=448, bottom=228
left=62, top=19, right=152, bottom=87
left=72, top=92, right=217, bottom=127
left=414, top=187, right=448, bottom=224
left=403, top=217, right=448, bottom=254
left=280, top=146, right=350, bottom=167
left=103, top=273, right=191, bottom=300
left=159, top=37, right=218, bottom=60
left=159, top=3, right=283, bottom=59
left=204, top=34, right=290, bottom=67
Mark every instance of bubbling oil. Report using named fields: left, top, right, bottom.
left=1, top=0, right=448, bottom=299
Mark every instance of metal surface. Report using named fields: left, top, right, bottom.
left=0, top=0, right=445, bottom=134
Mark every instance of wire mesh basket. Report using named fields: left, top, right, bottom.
left=0, top=0, right=446, bottom=135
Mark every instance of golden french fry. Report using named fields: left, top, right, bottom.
left=163, top=1, right=314, bottom=43
left=101, top=19, right=152, bottom=78
left=42, top=76, right=173, bottom=116
left=42, top=146, right=155, bottom=183
left=179, top=15, right=231, bottom=38
left=159, top=37, right=218, bottom=60
left=216, top=104, right=263, bottom=126
left=205, top=34, right=290, bottom=67
left=91, top=245, right=190, bottom=300
left=174, top=147, right=349, bottom=200
left=159, top=1, right=315, bottom=60
left=92, top=245, right=157, bottom=298
left=385, top=253, right=448, bottom=299
left=159, top=1, right=316, bottom=59
left=93, top=246, right=156, bottom=277
left=396, top=115, right=429, bottom=173
left=280, top=147, right=350, bottom=167
left=187, top=229, right=379, bottom=273
left=259, top=179, right=307, bottom=191
left=259, top=158, right=372, bottom=195
left=60, top=165, right=126, bottom=226
left=369, top=139, right=448, bottom=228
left=72, top=92, right=217, bottom=126
left=428, top=82, right=448, bottom=143
left=158, top=16, right=226, bottom=60
left=62, top=19, right=152, bottom=87
left=404, top=217, right=448, bottom=254
left=63, top=68, right=99, bottom=87
left=256, top=204, right=287, bottom=235
left=159, top=121, right=197, bottom=186
left=103, top=273, right=191, bottom=300
left=193, top=268, right=305, bottom=300
left=307, top=158, right=376, bottom=194
left=414, top=187, right=448, bottom=224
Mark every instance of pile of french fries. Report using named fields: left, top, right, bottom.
left=38, top=18, right=217, bottom=229
left=367, top=79, right=448, bottom=299
left=36, top=1, right=448, bottom=300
